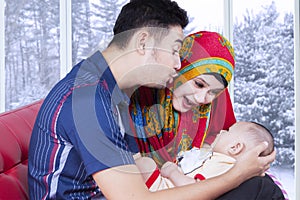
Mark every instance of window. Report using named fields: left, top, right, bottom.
left=232, top=1, right=295, bottom=198
left=1, top=0, right=298, bottom=199
left=71, top=0, right=126, bottom=65
left=3, top=0, right=60, bottom=111
left=176, top=0, right=225, bottom=35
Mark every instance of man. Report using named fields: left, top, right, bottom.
left=28, top=0, right=275, bottom=199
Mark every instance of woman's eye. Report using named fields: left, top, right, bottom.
left=195, top=81, right=204, bottom=88
left=172, top=44, right=181, bottom=55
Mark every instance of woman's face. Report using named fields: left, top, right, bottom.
left=172, top=74, right=225, bottom=112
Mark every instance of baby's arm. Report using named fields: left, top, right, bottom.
left=135, top=156, right=158, bottom=183
left=161, top=161, right=195, bottom=187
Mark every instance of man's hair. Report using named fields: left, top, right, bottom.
left=245, top=121, right=274, bottom=156
left=110, top=0, right=189, bottom=48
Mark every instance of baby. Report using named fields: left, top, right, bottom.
left=135, top=121, right=274, bottom=189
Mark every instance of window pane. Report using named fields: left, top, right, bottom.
left=71, top=0, right=128, bottom=65
left=5, top=0, right=60, bottom=110
left=72, top=0, right=225, bottom=64
left=176, top=0, right=225, bottom=35
left=232, top=0, right=295, bottom=199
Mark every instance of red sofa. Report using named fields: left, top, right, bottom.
left=0, top=100, right=43, bottom=199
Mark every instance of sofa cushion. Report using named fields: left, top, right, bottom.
left=0, top=100, right=42, bottom=200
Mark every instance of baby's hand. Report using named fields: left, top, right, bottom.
left=161, top=161, right=180, bottom=178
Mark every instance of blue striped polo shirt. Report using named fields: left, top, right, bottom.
left=28, top=51, right=137, bottom=199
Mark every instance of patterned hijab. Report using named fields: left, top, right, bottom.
left=129, top=31, right=235, bottom=167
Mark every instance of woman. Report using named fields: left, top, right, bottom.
left=129, top=31, right=236, bottom=167
left=129, top=31, right=287, bottom=199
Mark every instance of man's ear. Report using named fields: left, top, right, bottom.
left=227, top=142, right=244, bottom=156
left=135, top=30, right=149, bottom=55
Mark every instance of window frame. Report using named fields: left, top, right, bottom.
left=0, top=0, right=5, bottom=113
left=0, top=0, right=298, bottom=198
left=294, top=0, right=300, bottom=199
left=60, top=0, right=72, bottom=80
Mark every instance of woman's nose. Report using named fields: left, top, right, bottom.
left=194, top=91, right=207, bottom=104
left=194, top=90, right=214, bottom=105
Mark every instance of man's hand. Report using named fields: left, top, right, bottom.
left=233, top=142, right=276, bottom=181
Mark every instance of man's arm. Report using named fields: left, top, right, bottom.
left=93, top=142, right=275, bottom=200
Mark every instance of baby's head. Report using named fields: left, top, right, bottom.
left=212, top=121, right=274, bottom=158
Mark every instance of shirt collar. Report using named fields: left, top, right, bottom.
left=88, top=51, right=129, bottom=106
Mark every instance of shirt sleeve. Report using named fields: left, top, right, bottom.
left=58, top=85, right=135, bottom=176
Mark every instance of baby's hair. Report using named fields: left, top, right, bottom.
left=245, top=121, right=274, bottom=156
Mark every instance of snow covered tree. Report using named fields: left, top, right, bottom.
left=5, top=0, right=60, bottom=109
left=233, top=2, right=294, bottom=167
left=5, top=0, right=126, bottom=109
left=72, top=0, right=127, bottom=64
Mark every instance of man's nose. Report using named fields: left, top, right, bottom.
left=174, top=55, right=181, bottom=70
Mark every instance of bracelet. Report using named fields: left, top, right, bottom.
left=194, top=174, right=206, bottom=181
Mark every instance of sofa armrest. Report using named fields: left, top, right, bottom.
left=0, top=100, right=43, bottom=200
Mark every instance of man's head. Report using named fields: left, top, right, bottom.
left=104, top=0, right=189, bottom=89
left=212, top=121, right=274, bottom=158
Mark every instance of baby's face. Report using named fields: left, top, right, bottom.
left=212, top=122, right=249, bottom=154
